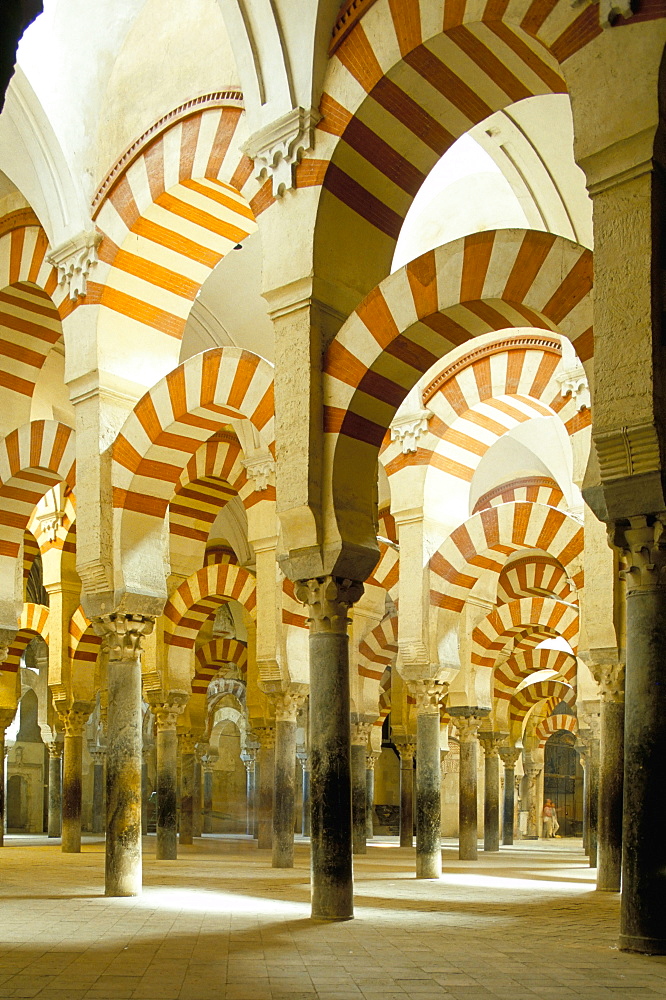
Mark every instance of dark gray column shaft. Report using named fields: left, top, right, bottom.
left=502, top=765, right=515, bottom=845
left=62, top=729, right=83, bottom=853
left=92, top=757, right=105, bottom=835
left=365, top=757, right=375, bottom=839
left=598, top=698, right=624, bottom=890
left=416, top=712, right=441, bottom=878
left=351, top=742, right=367, bottom=855
left=179, top=745, right=195, bottom=845
left=483, top=749, right=500, bottom=852
left=47, top=747, right=62, bottom=838
left=245, top=757, right=256, bottom=836
left=459, top=737, right=478, bottom=860
left=258, top=732, right=275, bottom=850
left=193, top=759, right=202, bottom=838
left=301, top=759, right=310, bottom=837
left=203, top=767, right=213, bottom=833
left=588, top=737, right=600, bottom=867
left=156, top=727, right=178, bottom=859
left=273, top=717, right=297, bottom=867
left=399, top=750, right=414, bottom=847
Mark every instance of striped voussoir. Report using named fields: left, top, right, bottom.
left=429, top=501, right=583, bottom=613
left=112, top=346, right=274, bottom=525
left=2, top=603, right=50, bottom=672
left=314, top=0, right=656, bottom=245
left=163, top=562, right=257, bottom=650
left=205, top=543, right=239, bottom=566
left=471, top=596, right=579, bottom=670
left=0, top=219, right=69, bottom=408
left=378, top=665, right=391, bottom=725
left=509, top=678, right=575, bottom=726
left=0, top=420, right=76, bottom=613
left=367, top=540, right=399, bottom=597
left=69, top=605, right=103, bottom=667
left=536, top=712, right=578, bottom=746
left=494, top=646, right=577, bottom=704
left=324, top=231, right=592, bottom=461
left=92, top=99, right=264, bottom=346
left=193, top=637, right=248, bottom=695
left=497, top=553, right=575, bottom=605
left=282, top=578, right=308, bottom=628
left=474, top=476, right=565, bottom=515
left=22, top=530, right=39, bottom=595
left=358, top=614, right=398, bottom=680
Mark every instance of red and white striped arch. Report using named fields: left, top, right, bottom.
left=536, top=713, right=578, bottom=746
left=0, top=421, right=76, bottom=623
left=323, top=231, right=592, bottom=549
left=474, top=477, right=565, bottom=515
left=497, top=553, right=576, bottom=605
left=509, top=678, right=574, bottom=727
left=91, top=96, right=269, bottom=356
left=163, top=562, right=257, bottom=652
left=2, top=603, right=49, bottom=673
left=471, top=596, right=579, bottom=671
left=310, top=0, right=656, bottom=298
left=193, top=637, right=248, bottom=695
left=69, top=605, right=103, bottom=668
left=430, top=501, right=583, bottom=613
left=282, top=578, right=308, bottom=629
left=0, top=215, right=71, bottom=422
left=359, top=614, right=398, bottom=681
left=494, top=647, right=576, bottom=704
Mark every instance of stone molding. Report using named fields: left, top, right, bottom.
left=595, top=423, right=661, bottom=483
left=243, top=107, right=320, bottom=196
left=47, top=230, right=102, bottom=301
left=556, top=364, right=590, bottom=412
left=330, top=0, right=381, bottom=54
left=92, top=613, right=155, bottom=661
left=295, top=576, right=364, bottom=635
left=613, top=515, right=666, bottom=593
left=389, top=409, right=433, bottom=454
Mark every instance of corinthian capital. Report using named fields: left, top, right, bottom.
left=449, top=707, right=489, bottom=742
left=272, top=687, right=307, bottom=723
left=92, top=613, right=155, bottom=661
left=612, top=515, right=666, bottom=593
left=295, top=576, right=364, bottom=635
left=589, top=660, right=625, bottom=703
left=408, top=679, right=447, bottom=715
left=149, top=692, right=188, bottom=732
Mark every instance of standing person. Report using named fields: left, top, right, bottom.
left=542, top=799, right=556, bottom=838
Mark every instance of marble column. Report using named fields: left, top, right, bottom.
left=523, top=749, right=543, bottom=840
left=295, top=576, right=363, bottom=921
left=141, top=746, right=151, bottom=837
left=94, top=614, right=154, bottom=897
left=0, top=734, right=6, bottom=846
left=398, top=743, right=415, bottom=847
left=478, top=732, right=504, bottom=853
left=256, top=726, right=276, bottom=850
left=151, top=696, right=186, bottom=860
left=179, top=732, right=196, bottom=846
left=499, top=746, right=520, bottom=846
left=61, top=710, right=89, bottom=853
left=47, top=741, right=63, bottom=838
left=202, top=755, right=215, bottom=834
left=298, top=751, right=310, bottom=836
left=90, top=748, right=106, bottom=835
left=272, top=690, right=305, bottom=868
left=595, top=666, right=625, bottom=891
left=451, top=710, right=487, bottom=861
left=616, top=519, right=666, bottom=952
left=588, top=729, right=601, bottom=867
left=193, top=749, right=203, bottom=838
left=241, top=750, right=256, bottom=836
left=366, top=751, right=379, bottom=839
left=351, top=721, right=370, bottom=855
left=413, top=682, right=444, bottom=878
left=576, top=741, right=589, bottom=855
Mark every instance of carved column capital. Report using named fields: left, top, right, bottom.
left=589, top=660, right=625, bottom=703
left=612, top=515, right=666, bottom=593
left=295, top=576, right=364, bottom=634
left=47, top=741, right=63, bottom=760
left=296, top=749, right=310, bottom=771
left=255, top=725, right=276, bottom=751
left=89, top=747, right=106, bottom=766
left=478, top=731, right=507, bottom=758
left=523, top=749, right=544, bottom=779
left=92, top=613, right=155, bottom=661
left=58, top=706, right=94, bottom=737
left=240, top=749, right=256, bottom=773
left=351, top=720, right=373, bottom=747
left=398, top=742, right=416, bottom=765
left=178, top=732, right=197, bottom=756
left=149, top=692, right=188, bottom=732
left=449, top=707, right=489, bottom=742
left=201, top=753, right=217, bottom=774
left=408, top=679, right=447, bottom=715
left=499, top=746, right=521, bottom=769
left=272, top=688, right=307, bottom=723
left=365, top=750, right=381, bottom=770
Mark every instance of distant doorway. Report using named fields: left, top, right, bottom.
left=7, top=773, right=28, bottom=831
left=543, top=731, right=583, bottom=837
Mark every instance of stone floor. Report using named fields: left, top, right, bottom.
left=0, top=833, right=665, bottom=1000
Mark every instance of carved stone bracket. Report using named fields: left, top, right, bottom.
left=241, top=452, right=275, bottom=491
left=242, top=107, right=321, bottom=196
left=556, top=365, right=590, bottom=412
left=47, top=229, right=102, bottom=301
left=295, top=576, right=364, bottom=634
left=150, top=692, right=188, bottom=733
left=92, top=613, right=155, bottom=662
left=409, top=679, right=447, bottom=715
left=390, top=409, right=433, bottom=454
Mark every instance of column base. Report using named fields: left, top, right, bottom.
left=619, top=933, right=666, bottom=955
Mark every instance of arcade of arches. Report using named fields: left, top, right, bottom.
left=0, top=2, right=665, bottom=995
